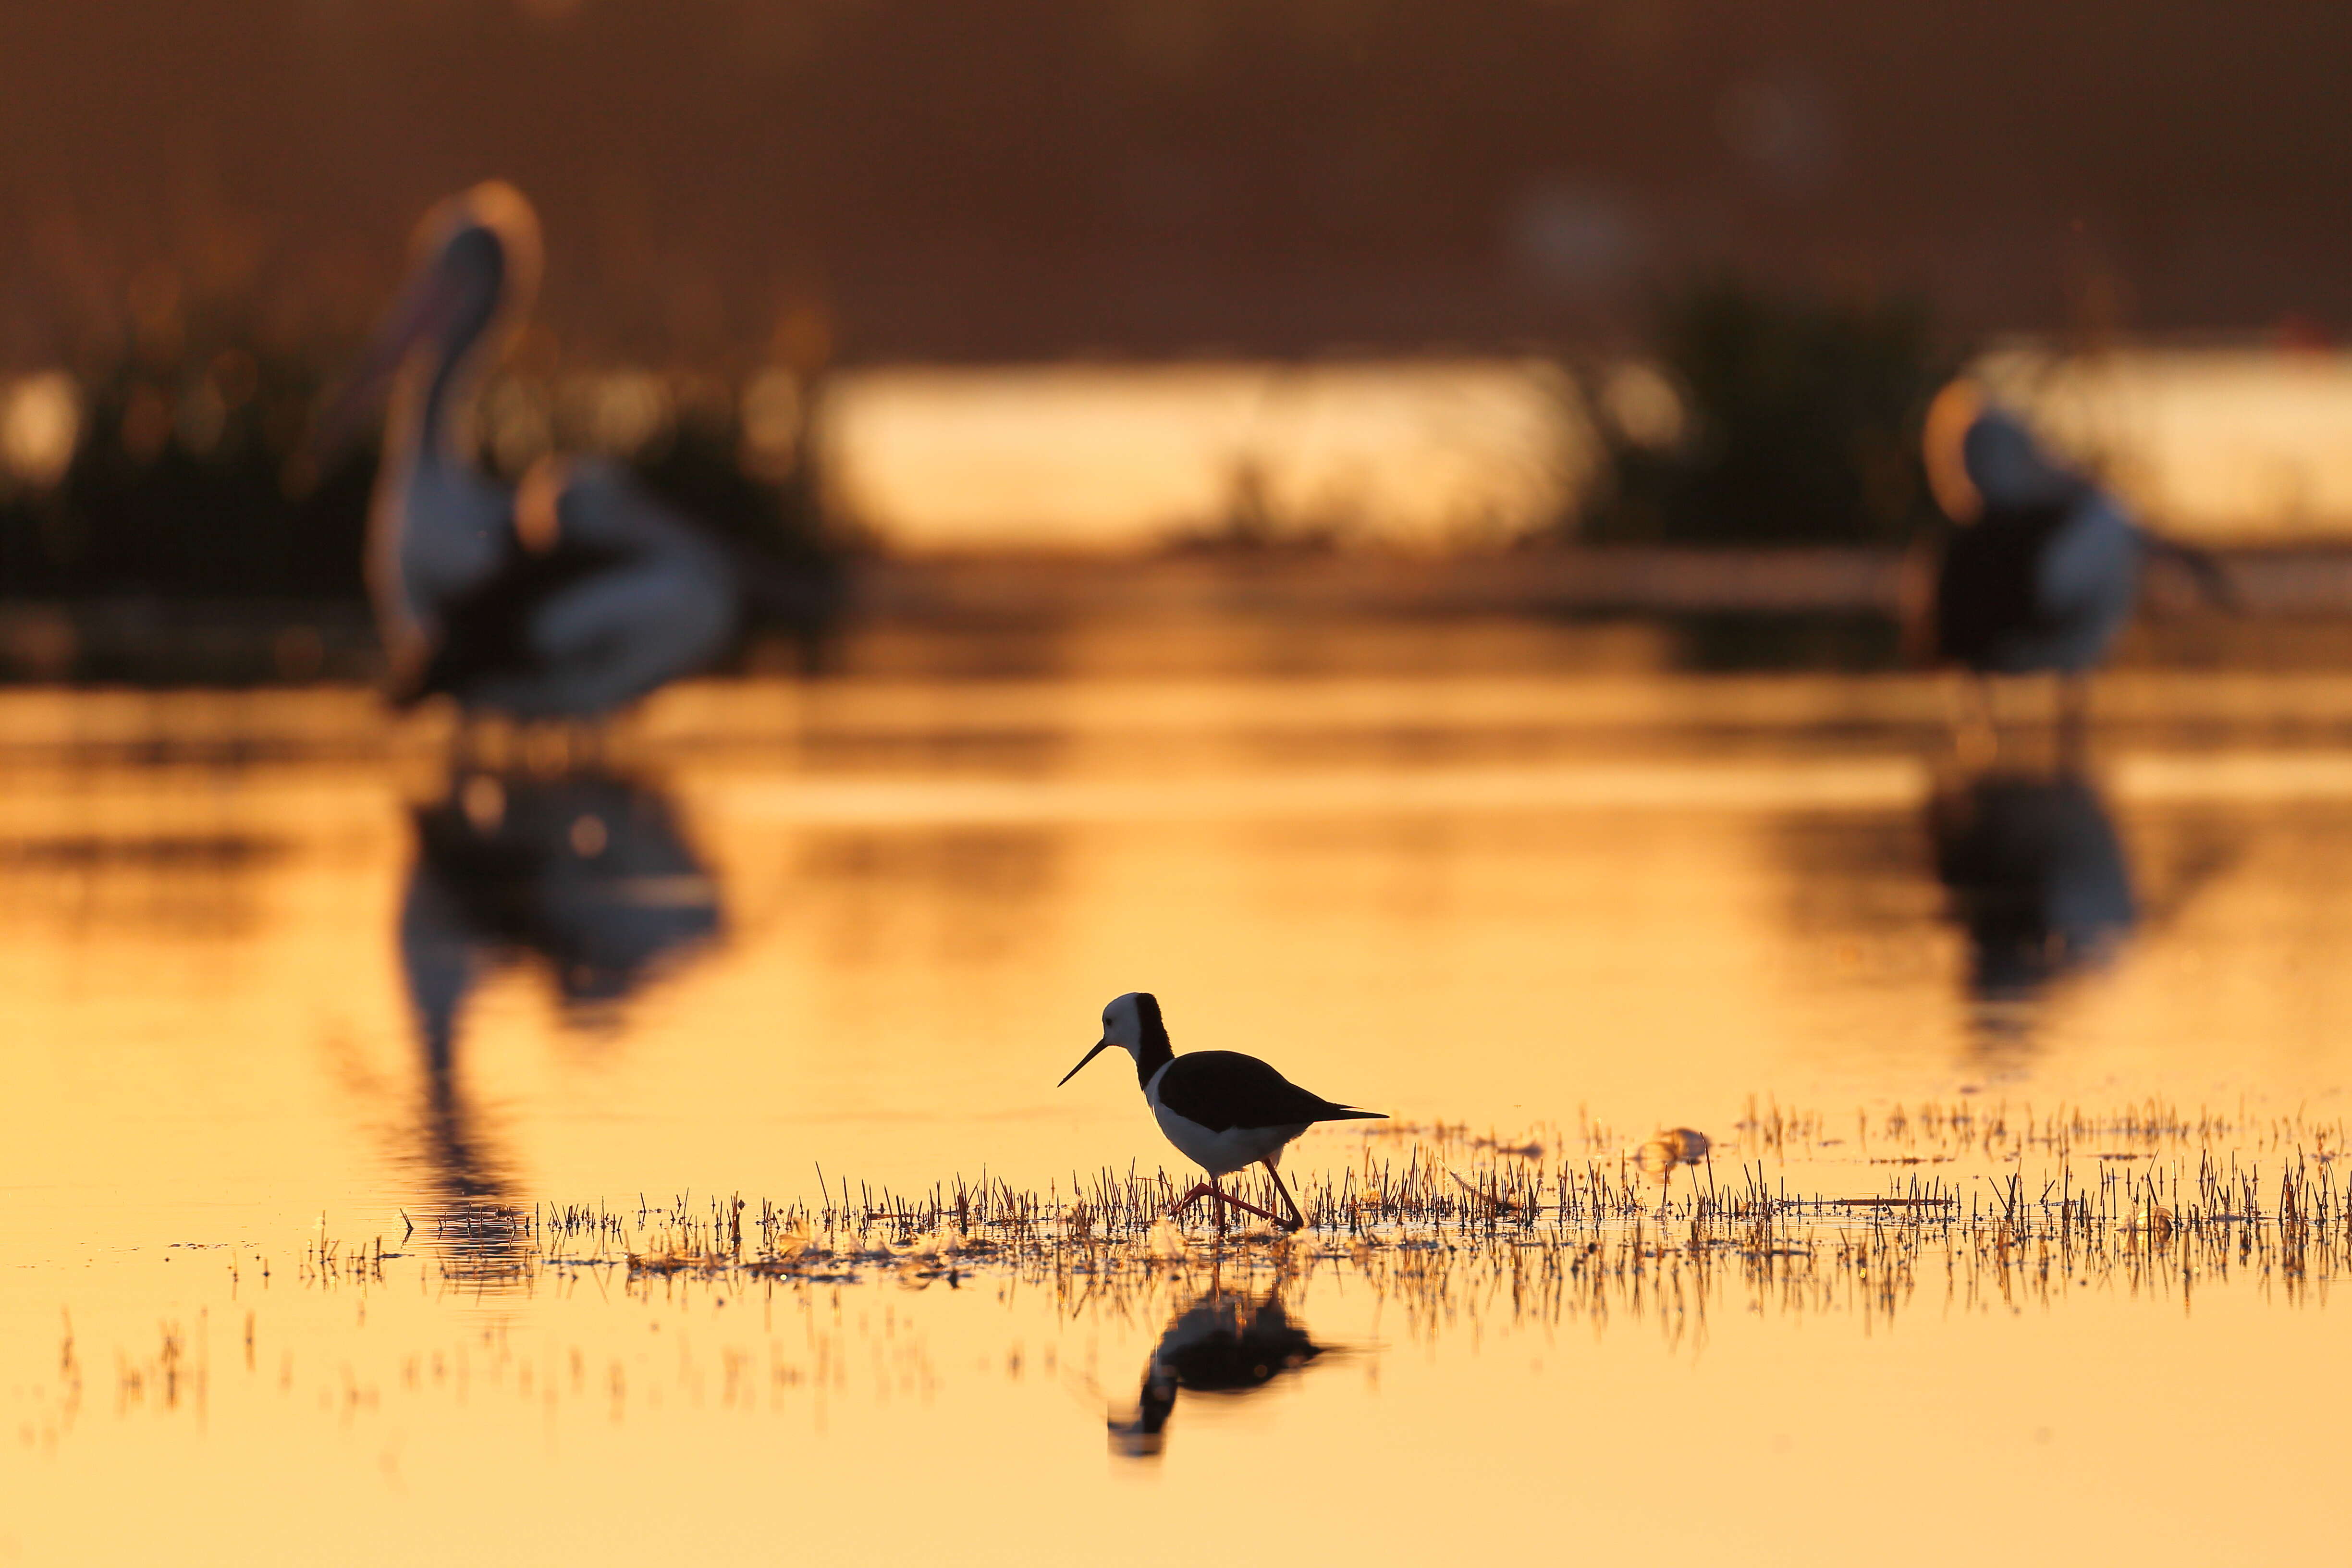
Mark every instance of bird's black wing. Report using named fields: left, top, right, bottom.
left=403, top=540, right=632, bottom=705
left=1156, top=1051, right=1385, bottom=1133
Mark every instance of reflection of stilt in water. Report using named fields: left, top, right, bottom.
left=396, top=768, right=722, bottom=1283
left=1108, top=1286, right=1326, bottom=1458
left=1928, top=768, right=2135, bottom=1055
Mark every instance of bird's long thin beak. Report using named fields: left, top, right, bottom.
left=1057, top=1040, right=1113, bottom=1088
left=290, top=263, right=463, bottom=492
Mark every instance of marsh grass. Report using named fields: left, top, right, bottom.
left=373, top=1100, right=2349, bottom=1325
left=24, top=1104, right=2341, bottom=1455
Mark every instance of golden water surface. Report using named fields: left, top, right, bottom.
left=1, top=670, right=2347, bottom=1564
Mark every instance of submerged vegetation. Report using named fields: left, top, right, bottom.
left=364, top=1101, right=2352, bottom=1322
left=19, top=1102, right=2344, bottom=1460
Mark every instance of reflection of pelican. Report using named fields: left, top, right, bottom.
left=1108, top=1288, right=1326, bottom=1458
left=319, top=183, right=756, bottom=719
left=404, top=771, right=721, bottom=1016
left=397, top=770, right=720, bottom=1267
left=1928, top=771, right=2135, bottom=1006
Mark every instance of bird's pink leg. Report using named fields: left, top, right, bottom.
left=1211, top=1177, right=1285, bottom=1229
left=1168, top=1177, right=1284, bottom=1230
left=1262, top=1165, right=1307, bottom=1232
left=1168, top=1181, right=1218, bottom=1217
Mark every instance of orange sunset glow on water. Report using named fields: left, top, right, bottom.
left=9, top=5, right=2352, bottom=1558
left=3, top=666, right=2349, bottom=1562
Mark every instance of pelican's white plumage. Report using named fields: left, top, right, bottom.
left=329, top=183, right=740, bottom=720
left=1925, top=385, right=2142, bottom=677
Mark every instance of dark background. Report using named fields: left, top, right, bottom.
left=4, top=0, right=2346, bottom=368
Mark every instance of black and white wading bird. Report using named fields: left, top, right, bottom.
left=1057, top=992, right=1385, bottom=1232
left=1920, top=381, right=2232, bottom=755
left=316, top=183, right=805, bottom=723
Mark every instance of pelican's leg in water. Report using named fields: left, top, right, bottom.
left=517, top=719, right=575, bottom=776
left=1946, top=673, right=1998, bottom=771
left=2057, top=673, right=2091, bottom=768
left=1262, top=1164, right=1306, bottom=1232
left=454, top=711, right=520, bottom=774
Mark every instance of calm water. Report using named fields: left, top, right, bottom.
left=3, top=667, right=2349, bottom=1563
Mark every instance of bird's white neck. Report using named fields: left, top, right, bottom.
left=369, top=350, right=517, bottom=666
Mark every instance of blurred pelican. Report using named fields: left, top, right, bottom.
left=398, top=770, right=720, bottom=1250
left=1107, top=1286, right=1326, bottom=1458
left=1921, top=382, right=2230, bottom=754
left=1927, top=769, right=2135, bottom=1010
left=319, top=183, right=744, bottom=719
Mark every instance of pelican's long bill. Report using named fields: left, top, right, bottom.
left=1057, top=1039, right=1114, bottom=1087
left=300, top=261, right=465, bottom=478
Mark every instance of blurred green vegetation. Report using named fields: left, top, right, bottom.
left=1570, top=284, right=1964, bottom=547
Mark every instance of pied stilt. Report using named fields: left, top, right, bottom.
left=1057, top=992, right=1384, bottom=1232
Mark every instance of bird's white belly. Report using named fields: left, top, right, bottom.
left=1151, top=1101, right=1306, bottom=1177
